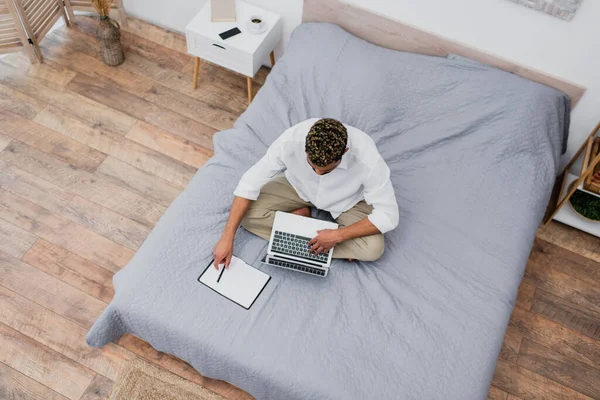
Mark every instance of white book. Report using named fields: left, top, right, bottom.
left=199, top=256, right=270, bottom=309
left=211, top=0, right=236, bottom=22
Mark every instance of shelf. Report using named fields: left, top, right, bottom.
left=567, top=171, right=600, bottom=199
left=554, top=172, right=600, bottom=237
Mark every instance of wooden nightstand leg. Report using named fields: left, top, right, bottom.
left=192, top=57, right=200, bottom=89
left=247, top=77, right=253, bottom=104
left=270, top=51, right=275, bottom=67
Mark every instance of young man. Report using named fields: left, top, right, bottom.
left=213, top=118, right=399, bottom=268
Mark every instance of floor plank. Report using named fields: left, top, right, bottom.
left=0, top=218, right=36, bottom=259
left=0, top=141, right=165, bottom=228
left=0, top=188, right=133, bottom=272
left=509, top=307, right=600, bottom=369
left=128, top=50, right=248, bottom=116
left=118, top=27, right=190, bottom=71
left=41, top=40, right=155, bottom=98
left=22, top=239, right=114, bottom=303
left=0, top=84, right=46, bottom=119
left=499, top=326, right=522, bottom=363
left=487, top=385, right=509, bottom=400
left=0, top=51, right=76, bottom=87
left=41, top=26, right=99, bottom=65
left=530, top=237, right=600, bottom=287
left=119, top=16, right=188, bottom=55
left=95, top=156, right=182, bottom=207
left=142, top=82, right=237, bottom=131
left=515, top=281, right=535, bottom=311
left=537, top=222, right=600, bottom=264
left=66, top=72, right=216, bottom=149
left=117, top=334, right=253, bottom=400
left=121, top=30, right=189, bottom=71
left=61, top=196, right=151, bottom=250
left=0, top=109, right=106, bottom=172
left=116, top=334, right=208, bottom=387
left=0, top=159, right=73, bottom=214
left=126, top=121, right=213, bottom=169
left=182, top=54, right=269, bottom=88
left=0, top=251, right=107, bottom=329
left=0, top=323, right=95, bottom=400
left=0, top=285, right=131, bottom=381
left=492, top=359, right=592, bottom=400
left=524, top=258, right=600, bottom=321
left=531, top=289, right=600, bottom=341
left=0, top=60, right=137, bottom=135
left=0, top=361, right=68, bottom=400
left=79, top=375, right=114, bottom=400
left=518, top=339, right=600, bottom=399
left=0, top=286, right=131, bottom=380
left=34, top=105, right=196, bottom=188
left=0, top=133, right=11, bottom=152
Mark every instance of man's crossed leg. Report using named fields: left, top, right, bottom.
left=241, top=175, right=384, bottom=261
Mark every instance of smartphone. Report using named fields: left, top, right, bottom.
left=219, top=27, right=241, bottom=40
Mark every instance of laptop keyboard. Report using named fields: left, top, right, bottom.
left=268, top=257, right=326, bottom=276
left=272, top=231, right=329, bottom=263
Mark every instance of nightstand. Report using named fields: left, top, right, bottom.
left=185, top=1, right=282, bottom=104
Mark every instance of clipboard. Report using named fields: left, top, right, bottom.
left=198, top=256, right=271, bottom=310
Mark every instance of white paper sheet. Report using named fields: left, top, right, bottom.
left=199, top=256, right=270, bottom=309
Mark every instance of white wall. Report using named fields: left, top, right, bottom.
left=124, top=0, right=600, bottom=167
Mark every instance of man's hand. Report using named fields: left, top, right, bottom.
left=212, top=196, right=253, bottom=270
left=213, top=236, right=233, bottom=269
left=308, top=229, right=343, bottom=255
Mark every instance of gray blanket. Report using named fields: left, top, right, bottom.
left=87, top=23, right=570, bottom=400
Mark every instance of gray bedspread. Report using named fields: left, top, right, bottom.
left=87, top=23, right=570, bottom=400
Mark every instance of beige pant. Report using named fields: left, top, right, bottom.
left=241, top=175, right=385, bottom=261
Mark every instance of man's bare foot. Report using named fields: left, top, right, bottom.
left=348, top=259, right=354, bottom=262
left=291, top=207, right=311, bottom=218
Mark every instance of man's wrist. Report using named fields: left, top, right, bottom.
left=336, top=228, right=348, bottom=243
left=221, top=229, right=236, bottom=242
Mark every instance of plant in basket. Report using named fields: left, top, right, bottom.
left=92, top=0, right=125, bottom=66
left=569, top=189, right=600, bottom=222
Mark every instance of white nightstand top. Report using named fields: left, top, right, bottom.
left=185, top=0, right=281, bottom=54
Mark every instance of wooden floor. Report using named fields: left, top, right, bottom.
left=0, top=16, right=599, bottom=400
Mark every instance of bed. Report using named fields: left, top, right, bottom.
left=87, top=4, right=580, bottom=399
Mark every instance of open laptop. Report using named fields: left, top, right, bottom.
left=261, top=211, right=338, bottom=277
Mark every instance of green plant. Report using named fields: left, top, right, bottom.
left=569, top=189, right=600, bottom=221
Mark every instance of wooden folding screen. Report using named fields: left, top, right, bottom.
left=0, top=0, right=36, bottom=61
left=12, top=0, right=70, bottom=61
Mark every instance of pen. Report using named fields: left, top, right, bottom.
left=216, top=264, right=226, bottom=283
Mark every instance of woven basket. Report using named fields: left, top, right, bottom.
left=97, top=17, right=125, bottom=66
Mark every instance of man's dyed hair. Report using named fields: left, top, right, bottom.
left=305, top=118, right=348, bottom=167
